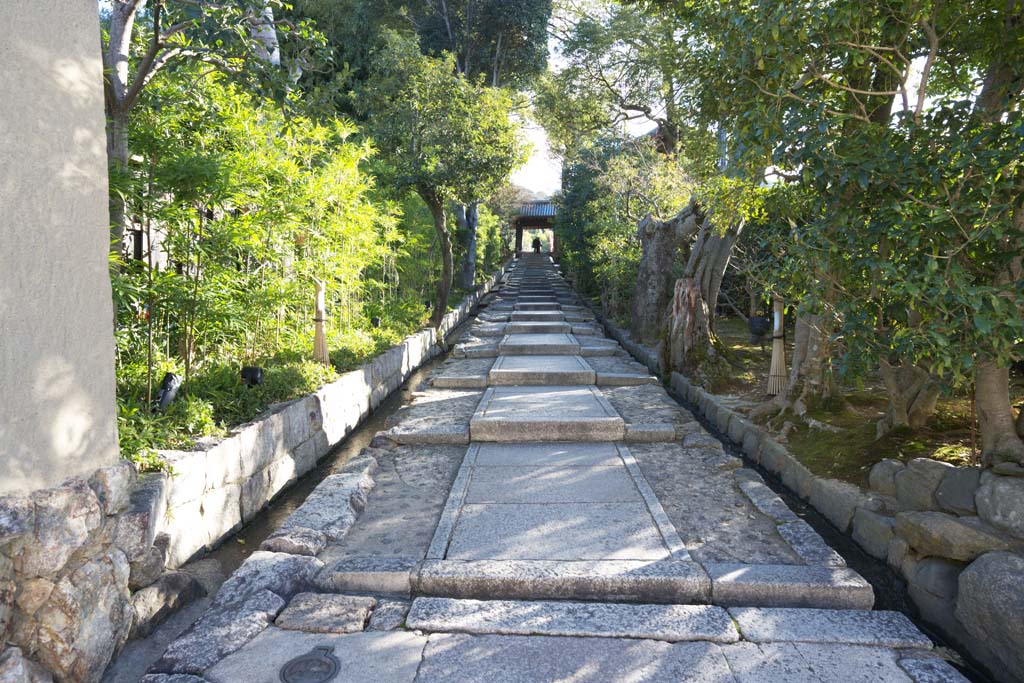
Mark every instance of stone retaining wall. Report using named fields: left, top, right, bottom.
left=595, top=314, right=1024, bottom=683
left=0, top=265, right=508, bottom=683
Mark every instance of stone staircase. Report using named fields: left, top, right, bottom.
left=144, top=254, right=970, bottom=683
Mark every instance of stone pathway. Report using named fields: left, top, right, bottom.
left=141, top=255, right=968, bottom=683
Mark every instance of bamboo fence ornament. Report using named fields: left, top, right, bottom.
left=767, top=297, right=788, bottom=396
left=313, top=279, right=330, bottom=366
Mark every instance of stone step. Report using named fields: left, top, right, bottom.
left=506, top=321, right=572, bottom=334
left=515, top=302, right=561, bottom=311
left=510, top=311, right=566, bottom=322
left=704, top=563, right=875, bottom=610
left=488, top=355, right=595, bottom=386
left=470, top=386, right=625, bottom=441
left=415, top=559, right=710, bottom=603
left=727, top=607, right=932, bottom=648
left=407, top=597, right=740, bottom=643
left=497, top=333, right=580, bottom=355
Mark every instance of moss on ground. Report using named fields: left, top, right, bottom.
left=710, top=316, right=1017, bottom=488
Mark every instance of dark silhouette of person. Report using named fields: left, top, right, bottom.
left=532, top=236, right=542, bottom=253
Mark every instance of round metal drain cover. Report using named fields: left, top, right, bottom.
left=279, top=646, right=340, bottom=683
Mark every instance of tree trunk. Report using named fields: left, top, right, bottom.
left=455, top=202, right=479, bottom=290
left=107, top=106, right=131, bottom=254
left=876, top=360, right=941, bottom=439
left=425, top=195, right=453, bottom=330
left=976, top=360, right=1024, bottom=465
left=970, top=8, right=1024, bottom=465
left=751, top=311, right=839, bottom=423
left=631, top=205, right=701, bottom=344
left=666, top=211, right=742, bottom=377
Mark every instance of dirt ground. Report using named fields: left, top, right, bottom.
left=711, top=317, right=1022, bottom=488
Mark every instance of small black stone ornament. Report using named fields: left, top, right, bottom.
left=279, top=646, right=340, bottom=683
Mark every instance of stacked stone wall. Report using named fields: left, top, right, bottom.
left=0, top=265, right=507, bottom=683
left=596, top=312, right=1024, bottom=683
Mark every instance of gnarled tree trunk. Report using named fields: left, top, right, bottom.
left=631, top=205, right=700, bottom=344
left=876, top=360, right=941, bottom=439
left=977, top=360, right=1024, bottom=465
left=455, top=202, right=479, bottom=290
left=423, top=193, right=453, bottom=330
left=971, top=20, right=1024, bottom=465
left=666, top=211, right=743, bottom=376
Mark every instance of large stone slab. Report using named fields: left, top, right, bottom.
left=415, top=634, right=735, bottom=683
left=705, top=564, right=875, bottom=609
left=407, top=597, right=739, bottom=643
left=416, top=559, right=711, bottom=603
left=317, top=557, right=419, bottom=596
left=488, top=355, right=595, bottom=386
left=497, top=333, right=579, bottom=355
left=204, top=629, right=425, bottom=683
left=506, top=321, right=573, bottom=334
left=274, top=593, right=375, bottom=634
left=472, top=442, right=624, bottom=468
left=446, top=502, right=669, bottom=561
left=430, top=359, right=494, bottom=389
left=509, top=311, right=568, bottom=323
left=464, top=466, right=641, bottom=504
left=722, top=642, right=917, bottom=683
left=470, top=386, right=624, bottom=441
left=729, top=607, right=932, bottom=648
left=383, top=388, right=482, bottom=444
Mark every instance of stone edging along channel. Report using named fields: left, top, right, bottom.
left=0, top=262, right=510, bottom=683
left=592, top=308, right=1024, bottom=683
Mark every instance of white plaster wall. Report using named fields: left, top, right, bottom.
left=0, top=1, right=119, bottom=494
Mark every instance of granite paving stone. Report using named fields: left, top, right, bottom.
left=274, top=593, right=375, bottom=634
left=204, top=629, right=425, bottom=683
left=407, top=597, right=740, bottom=643
left=729, top=607, right=932, bottom=648
left=464, top=466, right=641, bottom=504
left=488, top=354, right=595, bottom=385
left=446, top=502, right=670, bottom=560
left=416, top=559, right=711, bottom=603
left=415, top=634, right=736, bottom=683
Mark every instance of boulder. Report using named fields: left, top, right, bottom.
left=151, top=589, right=284, bottom=675
left=895, top=511, right=1010, bottom=562
left=29, top=550, right=133, bottom=683
left=808, top=478, right=868, bottom=532
left=0, top=559, right=15, bottom=636
left=894, top=458, right=953, bottom=511
left=130, top=542, right=168, bottom=591
left=0, top=496, right=33, bottom=546
left=976, top=473, right=1024, bottom=540
left=868, top=459, right=904, bottom=497
left=0, top=647, right=53, bottom=683
left=130, top=572, right=205, bottom=639
left=260, top=527, right=326, bottom=557
left=87, top=461, right=136, bottom=516
left=17, top=481, right=102, bottom=577
left=935, top=467, right=982, bottom=516
left=852, top=508, right=896, bottom=560
left=210, top=552, right=322, bottom=610
left=956, top=552, right=1024, bottom=682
